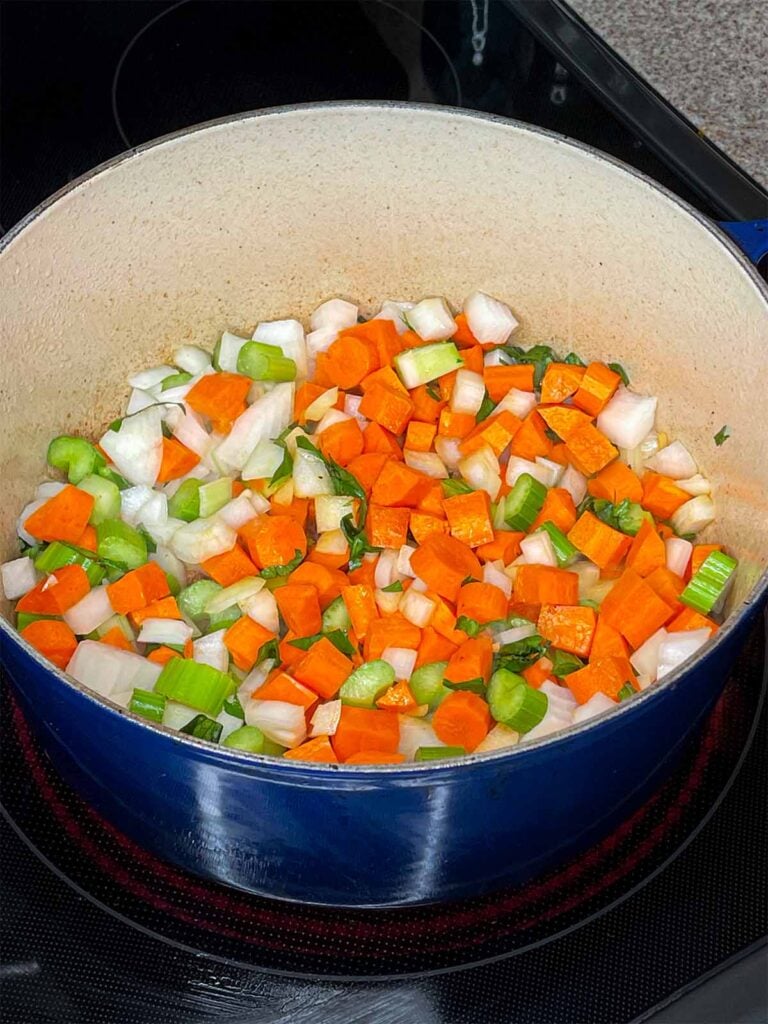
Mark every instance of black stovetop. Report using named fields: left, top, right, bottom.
left=1, top=3, right=766, bottom=1022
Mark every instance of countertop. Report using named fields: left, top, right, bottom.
left=568, top=0, right=768, bottom=189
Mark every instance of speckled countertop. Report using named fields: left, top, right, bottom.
left=569, top=0, right=768, bottom=189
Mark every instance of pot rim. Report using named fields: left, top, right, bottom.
left=2, top=100, right=767, bottom=775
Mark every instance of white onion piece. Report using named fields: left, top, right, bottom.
left=343, top=393, right=367, bottom=427
left=165, top=406, right=212, bottom=458
left=315, top=495, right=356, bottom=533
left=292, top=446, right=333, bottom=497
left=397, top=545, right=417, bottom=578
left=570, top=560, right=601, bottom=599
left=241, top=439, right=283, bottom=482
left=144, top=516, right=184, bottom=547
left=310, top=298, right=358, bottom=333
left=559, top=464, right=588, bottom=505
left=399, top=588, right=435, bottom=628
left=374, top=549, right=400, bottom=590
left=677, top=474, right=712, bottom=496
left=120, top=485, right=155, bottom=525
left=314, top=530, right=348, bottom=560
left=66, top=640, right=161, bottom=697
left=495, top=388, right=537, bottom=419
left=163, top=700, right=201, bottom=730
left=243, top=589, right=280, bottom=634
left=205, top=577, right=264, bottom=616
left=376, top=589, right=402, bottom=615
left=214, top=383, right=294, bottom=473
left=482, top=348, right=507, bottom=367
left=573, top=692, right=617, bottom=724
left=247, top=490, right=270, bottom=515
left=170, top=518, right=237, bottom=564
left=17, top=499, right=46, bottom=546
left=450, top=369, right=485, bottom=415
left=60, top=585, right=113, bottom=635
left=496, top=623, right=537, bottom=645
left=622, top=431, right=660, bottom=475
left=304, top=387, right=339, bottom=422
left=670, top=495, right=716, bottom=537
left=253, top=320, right=307, bottom=379
left=434, top=436, right=462, bottom=470
left=407, top=297, right=456, bottom=341
left=36, top=481, right=67, bottom=500
left=410, top=576, right=429, bottom=593
left=381, top=646, right=417, bottom=681
left=597, top=388, right=658, bottom=450
left=463, top=290, right=519, bottom=344
left=137, top=491, right=168, bottom=530
left=459, top=447, right=501, bottom=500
left=665, top=537, right=692, bottom=577
left=306, top=326, right=338, bottom=359
left=128, top=365, right=175, bottom=390
left=218, top=493, right=259, bottom=530
left=645, top=440, right=697, bottom=479
left=524, top=707, right=573, bottom=742
left=520, top=532, right=558, bottom=567
left=482, top=560, right=512, bottom=598
left=505, top=455, right=551, bottom=488
left=137, top=618, right=193, bottom=646
left=657, top=629, right=711, bottom=679
left=100, top=406, right=164, bottom=486
left=630, top=627, right=669, bottom=682
left=215, top=707, right=245, bottom=742
left=193, top=629, right=229, bottom=672
left=404, top=451, right=448, bottom=479
left=174, top=345, right=211, bottom=374
left=540, top=679, right=578, bottom=710
left=1, top=556, right=39, bottom=600
left=314, top=408, right=350, bottom=435
left=150, top=546, right=187, bottom=588
left=397, top=715, right=444, bottom=758
left=475, top=723, right=520, bottom=752
left=238, top=658, right=275, bottom=701
left=535, top=456, right=564, bottom=488
left=374, top=300, right=414, bottom=334
left=126, top=388, right=157, bottom=415
left=245, top=699, right=307, bottom=749
left=310, top=699, right=342, bottom=738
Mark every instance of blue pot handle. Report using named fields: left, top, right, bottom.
left=717, top=219, right=768, bottom=265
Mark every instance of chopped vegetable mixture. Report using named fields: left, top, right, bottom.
left=1, top=292, right=737, bottom=763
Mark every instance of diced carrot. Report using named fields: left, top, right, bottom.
left=540, top=362, right=586, bottom=404
left=656, top=522, right=675, bottom=541
left=549, top=443, right=571, bottom=467
left=460, top=345, right=485, bottom=373
left=531, top=487, right=577, bottom=534
left=340, top=318, right=404, bottom=368
left=567, top=511, right=631, bottom=570
left=269, top=495, right=310, bottom=526
left=410, top=533, right=482, bottom=602
left=483, top=364, right=535, bottom=400
left=537, top=604, right=596, bottom=657
left=414, top=626, right=459, bottom=668
left=428, top=594, right=468, bottom=645
left=322, top=334, right=379, bottom=389
left=432, top=690, right=491, bottom=752
left=566, top=656, right=637, bottom=704
left=508, top=602, right=541, bottom=623
left=288, top=562, right=341, bottom=609
left=224, top=616, right=275, bottom=671
left=564, top=422, right=618, bottom=475
left=599, top=568, right=674, bottom=648
left=645, top=566, right=686, bottom=612
left=279, top=631, right=306, bottom=669
left=367, top=504, right=410, bottom=548
left=513, top=565, right=579, bottom=606
left=129, top=595, right=182, bottom=627
left=241, top=516, right=307, bottom=569
left=156, top=437, right=200, bottom=483
left=332, top=706, right=400, bottom=761
left=370, top=460, right=431, bottom=507
left=274, top=583, right=322, bottom=636
left=437, top=408, right=476, bottom=439
left=76, top=524, right=98, bottom=553
left=572, top=362, right=621, bottom=416
left=295, top=382, right=340, bottom=424
left=201, top=544, right=259, bottom=586
left=452, top=312, right=479, bottom=347
left=376, top=680, right=418, bottom=712
left=509, top=410, right=552, bottom=461
left=147, top=644, right=182, bottom=665
left=24, top=485, right=94, bottom=544
left=252, top=670, right=317, bottom=710
left=667, top=607, right=719, bottom=636
left=409, top=510, right=448, bottom=545
left=342, top=584, right=379, bottom=639
left=363, top=612, right=421, bottom=661
left=99, top=625, right=134, bottom=651
left=589, top=617, right=629, bottom=661
left=522, top=655, right=554, bottom=688
left=691, top=544, right=722, bottom=578
left=20, top=619, right=77, bottom=669
left=456, top=582, right=508, bottom=624
left=360, top=366, right=407, bottom=398
left=318, top=418, right=365, bottom=467
left=106, top=562, right=170, bottom=615
left=185, top=372, right=251, bottom=432
left=345, top=750, right=407, bottom=764
left=641, top=472, right=691, bottom=520
left=346, top=452, right=392, bottom=496
left=17, top=564, right=90, bottom=615
left=625, top=519, right=666, bottom=577
left=537, top=404, right=593, bottom=441
left=588, top=461, right=643, bottom=503
left=359, top=382, right=414, bottom=436
left=410, top=384, right=445, bottom=424
left=291, top=635, right=354, bottom=699
left=444, top=636, right=494, bottom=685
left=459, top=410, right=521, bottom=457
left=438, top=371, right=457, bottom=404
left=347, top=556, right=378, bottom=589
left=363, top=421, right=403, bottom=457
left=475, top=529, right=524, bottom=564
left=442, top=489, right=494, bottom=548
left=283, top=736, right=338, bottom=763
left=404, top=420, right=437, bottom=452
left=417, top=480, right=447, bottom=517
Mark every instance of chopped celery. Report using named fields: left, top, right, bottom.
left=222, top=694, right=245, bottom=720
left=97, top=466, right=130, bottom=490
left=536, top=521, right=578, bottom=566
left=681, top=550, right=737, bottom=614
left=504, top=473, right=547, bottom=531
left=155, top=658, right=232, bottom=717
left=415, top=745, right=466, bottom=761
left=168, top=478, right=202, bottom=521
left=442, top=478, right=474, bottom=498
left=178, top=579, right=223, bottom=623
left=179, top=713, right=223, bottom=743
left=394, top=341, right=463, bottom=389
left=129, top=688, right=166, bottom=722
left=96, top=519, right=147, bottom=570
left=95, top=613, right=135, bottom=642
left=34, top=542, right=105, bottom=586
left=16, top=611, right=57, bottom=631
left=455, top=615, right=482, bottom=637
left=548, top=649, right=584, bottom=676
left=207, top=606, right=242, bottom=632
left=409, top=661, right=450, bottom=709
left=198, top=477, right=232, bottom=518
left=322, top=595, right=351, bottom=632
left=488, top=669, right=547, bottom=732
left=237, top=341, right=297, bottom=382
left=47, top=435, right=104, bottom=484
left=223, top=724, right=266, bottom=752
left=617, top=683, right=635, bottom=702
left=339, top=660, right=395, bottom=708
left=160, top=371, right=192, bottom=391
left=77, top=474, right=121, bottom=524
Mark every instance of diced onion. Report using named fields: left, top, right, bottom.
left=374, top=549, right=400, bottom=590
left=214, top=383, right=294, bottom=473
left=459, top=447, right=501, bottom=500
left=306, top=327, right=338, bottom=357
left=434, top=436, right=462, bottom=470
left=677, top=474, right=712, bottom=496
left=670, top=495, right=716, bottom=536
left=495, top=388, right=537, bottom=419
left=292, top=446, right=333, bottom=497
left=496, top=623, right=537, bottom=645
left=242, top=439, right=283, bottom=482
left=397, top=545, right=417, bottom=577
left=150, top=546, right=187, bottom=588
left=100, top=406, right=164, bottom=487
left=571, top=560, right=601, bottom=598
left=404, top=451, right=448, bottom=478
left=407, top=296, right=457, bottom=341
left=36, top=481, right=67, bottom=500
left=475, top=723, right=520, bottom=752
left=310, top=699, right=342, bottom=738
left=463, top=290, right=519, bottom=344
left=253, top=319, right=307, bottom=379
left=573, top=692, right=616, bottom=724
left=657, top=629, right=710, bottom=679
left=310, top=298, right=358, bottom=333
left=597, top=388, right=658, bottom=450
left=534, top=456, right=564, bottom=488
left=1, top=556, right=39, bottom=600
left=304, top=387, right=339, bottom=422
left=450, top=369, right=485, bottom=415
left=381, top=646, right=417, bottom=681
left=629, top=627, right=668, bottom=682
left=505, top=455, right=551, bottom=488
left=120, top=484, right=155, bottom=525
left=245, top=699, right=307, bottom=748
left=243, top=589, right=279, bottom=633
left=645, top=439, right=697, bottom=479
left=665, top=537, right=692, bottom=577
left=559, top=464, right=588, bottom=505
left=66, top=640, right=161, bottom=698
left=126, top=388, right=157, bottom=415
left=520, top=532, right=558, bottom=567
left=399, top=588, right=435, bottom=628
left=193, top=629, right=229, bottom=672
left=314, top=408, right=350, bottom=435
left=128, top=365, right=175, bottom=390
left=206, top=577, right=264, bottom=615
left=374, top=299, right=414, bottom=334
left=482, top=559, right=512, bottom=598
left=315, top=495, right=356, bottom=533
left=137, top=618, right=193, bottom=646
left=314, top=530, right=348, bottom=559
left=397, top=715, right=444, bottom=758
left=218, top=493, right=259, bottom=530
left=540, top=680, right=578, bottom=712
left=343, top=393, right=367, bottom=426
left=376, top=589, right=402, bottom=615
left=170, top=517, right=237, bottom=564
left=63, top=585, right=114, bottom=634
left=174, top=345, right=211, bottom=375
left=165, top=406, right=212, bottom=458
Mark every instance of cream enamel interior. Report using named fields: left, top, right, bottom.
left=1, top=105, right=767, bottom=632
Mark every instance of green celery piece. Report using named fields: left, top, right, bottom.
left=47, top=435, right=104, bottom=484
left=96, top=519, right=147, bottom=570
left=339, top=660, right=395, bottom=708
left=409, top=661, right=450, bottom=710
left=414, top=746, right=466, bottom=761
left=223, top=725, right=266, bottom=752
